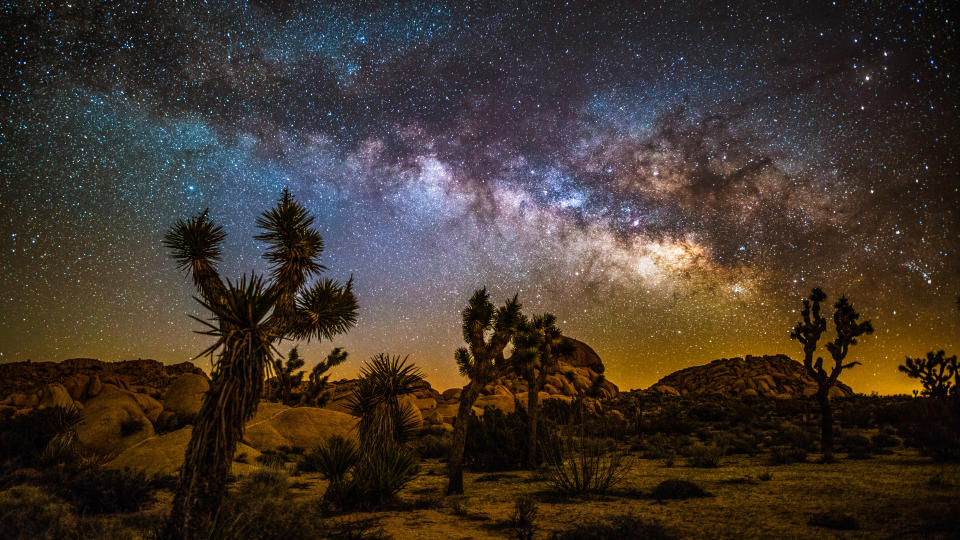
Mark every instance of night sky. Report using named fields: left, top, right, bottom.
left=1, top=1, right=957, bottom=394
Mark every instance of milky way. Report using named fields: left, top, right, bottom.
left=1, top=1, right=957, bottom=393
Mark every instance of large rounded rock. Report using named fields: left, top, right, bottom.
left=37, top=384, right=75, bottom=410
left=106, top=427, right=260, bottom=477
left=244, top=402, right=357, bottom=451
left=77, top=384, right=155, bottom=455
left=441, top=388, right=462, bottom=401
left=474, top=393, right=515, bottom=414
left=649, top=355, right=855, bottom=399
left=162, top=373, right=209, bottom=418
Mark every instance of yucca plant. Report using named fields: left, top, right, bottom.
left=162, top=190, right=358, bottom=539
left=447, top=289, right=522, bottom=495
left=347, top=353, right=425, bottom=449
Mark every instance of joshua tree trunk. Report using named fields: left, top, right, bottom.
left=817, top=388, right=834, bottom=462
left=164, top=353, right=262, bottom=539
left=447, top=382, right=480, bottom=495
left=525, top=371, right=544, bottom=469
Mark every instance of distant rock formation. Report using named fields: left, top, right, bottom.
left=649, top=354, right=855, bottom=399
left=0, top=358, right=204, bottom=404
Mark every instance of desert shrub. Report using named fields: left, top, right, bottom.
left=712, top=429, right=760, bottom=455
left=808, top=511, right=859, bottom=530
left=0, top=406, right=83, bottom=470
left=464, top=407, right=535, bottom=471
left=550, top=514, right=672, bottom=539
left=412, top=433, right=452, bottom=460
left=508, top=495, right=538, bottom=540
left=768, top=445, right=807, bottom=465
left=55, top=467, right=155, bottom=514
left=315, top=438, right=418, bottom=511
left=838, top=433, right=872, bottom=459
left=771, top=422, right=816, bottom=451
left=257, top=447, right=299, bottom=468
left=650, top=479, right=709, bottom=500
left=542, top=431, right=628, bottom=495
left=640, top=433, right=688, bottom=460
left=638, top=404, right=694, bottom=435
left=0, top=485, right=77, bottom=539
left=689, top=401, right=726, bottom=422
left=758, top=471, right=773, bottom=481
left=347, top=444, right=420, bottom=509
left=899, top=397, right=960, bottom=461
left=685, top=443, right=724, bottom=468
left=297, top=436, right=358, bottom=477
left=240, top=467, right=289, bottom=499
left=870, top=428, right=900, bottom=452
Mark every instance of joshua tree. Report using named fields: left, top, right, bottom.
left=900, top=351, right=958, bottom=398
left=269, top=347, right=305, bottom=404
left=447, top=289, right=522, bottom=495
left=512, top=313, right=569, bottom=468
left=161, top=190, right=358, bottom=539
left=789, top=288, right=873, bottom=462
left=304, top=347, right=348, bottom=406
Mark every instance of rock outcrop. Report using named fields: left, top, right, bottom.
left=470, top=338, right=618, bottom=413
left=649, top=354, right=855, bottom=399
left=0, top=358, right=205, bottom=403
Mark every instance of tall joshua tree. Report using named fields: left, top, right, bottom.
left=161, top=190, right=358, bottom=539
left=789, top=288, right=873, bottom=462
left=513, top=313, right=569, bottom=468
left=447, top=289, right=522, bottom=495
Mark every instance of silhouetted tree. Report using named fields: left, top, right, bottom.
left=269, top=347, right=305, bottom=404
left=900, top=351, right=958, bottom=398
left=304, top=347, right=348, bottom=406
left=789, top=288, right=873, bottom=462
left=161, top=190, right=358, bottom=539
left=512, top=314, right=570, bottom=468
left=447, top=289, right=522, bottom=495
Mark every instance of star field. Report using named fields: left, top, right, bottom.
left=1, top=1, right=957, bottom=393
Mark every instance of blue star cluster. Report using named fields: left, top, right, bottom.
left=0, top=1, right=956, bottom=393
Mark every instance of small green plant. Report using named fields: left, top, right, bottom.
left=508, top=495, right=538, bottom=540
left=650, top=479, right=709, bottom=501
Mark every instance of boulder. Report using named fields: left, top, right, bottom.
left=441, top=388, right=462, bottom=401
left=7, top=393, right=39, bottom=408
left=649, top=355, right=855, bottom=399
left=162, top=373, right=209, bottom=418
left=37, top=384, right=75, bottom=410
left=132, top=393, right=163, bottom=423
left=106, top=427, right=260, bottom=477
left=77, top=384, right=155, bottom=455
left=243, top=402, right=357, bottom=451
left=61, top=374, right=90, bottom=401
left=87, top=375, right=103, bottom=398
left=474, top=394, right=515, bottom=414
